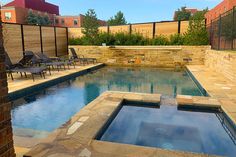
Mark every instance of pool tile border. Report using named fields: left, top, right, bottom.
left=25, top=91, right=228, bottom=157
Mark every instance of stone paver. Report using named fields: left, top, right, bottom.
left=187, top=65, right=236, bottom=123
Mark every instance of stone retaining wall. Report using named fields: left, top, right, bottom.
left=205, top=50, right=236, bottom=83
left=69, top=46, right=210, bottom=68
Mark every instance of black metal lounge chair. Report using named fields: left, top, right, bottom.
left=69, top=48, right=97, bottom=64
left=5, top=52, right=47, bottom=81
left=35, top=52, right=75, bottom=70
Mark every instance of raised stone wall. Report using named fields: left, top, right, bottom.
left=0, top=18, right=15, bottom=156
left=69, top=46, right=210, bottom=68
left=205, top=50, right=236, bottom=83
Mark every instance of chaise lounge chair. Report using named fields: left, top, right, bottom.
left=34, top=52, right=75, bottom=70
left=5, top=52, right=47, bottom=81
left=69, top=48, right=97, bottom=65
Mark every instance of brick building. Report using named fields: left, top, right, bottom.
left=55, top=15, right=107, bottom=28
left=1, top=0, right=59, bottom=24
left=1, top=0, right=106, bottom=27
left=173, top=7, right=200, bottom=20
left=0, top=8, right=15, bottom=157
left=205, top=0, right=236, bottom=24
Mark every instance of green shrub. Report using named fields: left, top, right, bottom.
left=96, top=33, right=115, bottom=45
left=151, top=36, right=169, bottom=45
left=69, top=38, right=83, bottom=45
left=113, top=33, right=128, bottom=45
left=125, top=34, right=149, bottom=45
left=169, top=34, right=184, bottom=45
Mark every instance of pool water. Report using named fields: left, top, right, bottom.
left=98, top=104, right=236, bottom=157
left=11, top=66, right=203, bottom=137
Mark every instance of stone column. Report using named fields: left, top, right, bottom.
left=0, top=7, right=15, bottom=157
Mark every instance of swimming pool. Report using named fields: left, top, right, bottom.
left=97, top=102, right=236, bottom=157
left=11, top=66, right=204, bottom=138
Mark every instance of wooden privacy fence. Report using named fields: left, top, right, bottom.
left=68, top=20, right=190, bottom=39
left=3, top=23, right=68, bottom=63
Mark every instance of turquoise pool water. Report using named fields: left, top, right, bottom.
left=98, top=103, right=236, bottom=157
left=11, top=66, right=203, bottom=137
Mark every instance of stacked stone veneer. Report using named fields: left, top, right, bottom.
left=69, top=46, right=210, bottom=68
left=205, top=49, right=236, bottom=83
left=0, top=19, right=15, bottom=156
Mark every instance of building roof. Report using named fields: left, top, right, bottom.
left=3, top=0, right=59, bottom=15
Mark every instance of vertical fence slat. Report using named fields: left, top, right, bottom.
left=39, top=26, right=43, bottom=53
left=218, top=15, right=222, bottom=50
left=129, top=24, right=132, bottom=35
left=66, top=27, right=69, bottom=54
left=107, top=25, right=110, bottom=35
left=54, top=27, right=58, bottom=57
left=210, top=20, right=213, bottom=46
left=232, top=7, right=235, bottom=50
left=20, top=24, right=25, bottom=52
left=153, top=22, right=156, bottom=39
left=178, top=20, right=181, bottom=34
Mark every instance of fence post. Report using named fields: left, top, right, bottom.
left=232, top=6, right=235, bottom=50
left=66, top=27, right=69, bottom=54
left=20, top=24, right=25, bottom=52
left=107, top=25, right=110, bottom=35
left=218, top=14, right=222, bottom=50
left=210, top=20, right=213, bottom=46
left=54, top=27, right=58, bottom=57
left=153, top=22, right=156, bottom=39
left=178, top=20, right=181, bottom=34
left=39, top=25, right=43, bottom=53
left=129, top=24, right=132, bottom=35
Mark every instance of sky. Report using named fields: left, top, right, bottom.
left=2, top=0, right=222, bottom=23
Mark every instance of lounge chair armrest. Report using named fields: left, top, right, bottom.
left=49, top=57, right=60, bottom=61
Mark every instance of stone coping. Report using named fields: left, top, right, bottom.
left=25, top=91, right=231, bottom=157
left=74, top=45, right=211, bottom=49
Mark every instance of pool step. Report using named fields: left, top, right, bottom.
left=160, top=95, right=177, bottom=106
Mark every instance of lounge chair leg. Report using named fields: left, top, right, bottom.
left=32, top=74, right=35, bottom=82
left=42, top=72, right=45, bottom=79
left=40, top=73, right=42, bottom=78
left=20, top=72, right=23, bottom=77
left=48, top=66, right=51, bottom=75
left=10, top=73, right=14, bottom=80
left=24, top=72, right=27, bottom=78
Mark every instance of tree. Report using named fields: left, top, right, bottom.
left=82, top=9, right=99, bottom=44
left=107, top=11, right=127, bottom=26
left=40, top=15, right=51, bottom=25
left=174, top=7, right=191, bottom=21
left=27, top=11, right=39, bottom=25
left=26, top=11, right=51, bottom=25
left=184, top=10, right=209, bottom=45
